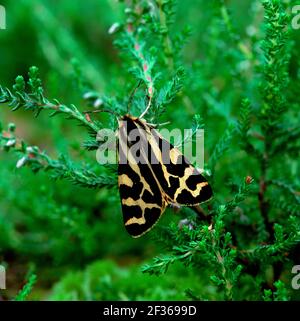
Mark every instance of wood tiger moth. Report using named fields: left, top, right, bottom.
left=117, top=114, right=213, bottom=238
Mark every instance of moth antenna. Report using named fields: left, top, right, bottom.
left=147, top=121, right=171, bottom=128
left=83, top=108, right=120, bottom=121
left=139, top=95, right=152, bottom=119
left=127, top=80, right=142, bottom=114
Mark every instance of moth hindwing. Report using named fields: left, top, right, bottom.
left=118, top=114, right=212, bottom=238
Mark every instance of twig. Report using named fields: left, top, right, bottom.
left=127, top=80, right=142, bottom=113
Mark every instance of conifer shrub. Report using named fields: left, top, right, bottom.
left=0, top=0, right=300, bottom=300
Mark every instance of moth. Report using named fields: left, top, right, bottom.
left=117, top=113, right=213, bottom=238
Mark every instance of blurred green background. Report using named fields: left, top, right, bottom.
left=0, top=0, right=300, bottom=300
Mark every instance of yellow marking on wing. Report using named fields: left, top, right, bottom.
left=174, top=166, right=208, bottom=200
left=119, top=174, right=133, bottom=187
left=170, top=148, right=179, bottom=164
left=141, top=123, right=209, bottom=204
left=122, top=197, right=160, bottom=209
left=118, top=126, right=156, bottom=198
left=118, top=116, right=210, bottom=236
left=123, top=197, right=161, bottom=226
left=125, top=216, right=146, bottom=225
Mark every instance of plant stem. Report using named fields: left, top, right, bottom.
left=216, top=250, right=233, bottom=300
left=29, top=99, right=101, bottom=133
left=157, top=0, right=174, bottom=71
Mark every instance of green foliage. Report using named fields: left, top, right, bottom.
left=0, top=0, right=300, bottom=301
left=49, top=260, right=218, bottom=301
left=263, top=280, right=290, bottom=301
left=15, top=272, right=37, bottom=301
left=142, top=178, right=252, bottom=300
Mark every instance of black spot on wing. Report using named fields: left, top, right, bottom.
left=168, top=175, right=180, bottom=197
left=176, top=189, right=197, bottom=205
left=165, top=158, right=189, bottom=177
left=142, top=189, right=159, bottom=204
left=197, top=184, right=213, bottom=202
left=118, top=164, right=143, bottom=201
left=144, top=207, right=161, bottom=227
left=176, top=184, right=213, bottom=205
left=119, top=183, right=142, bottom=201
left=125, top=207, right=162, bottom=237
left=185, top=171, right=208, bottom=191
left=122, top=205, right=143, bottom=223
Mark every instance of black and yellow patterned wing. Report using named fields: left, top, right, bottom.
left=144, top=123, right=213, bottom=205
left=118, top=116, right=167, bottom=238
left=118, top=115, right=212, bottom=238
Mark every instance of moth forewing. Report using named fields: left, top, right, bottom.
left=117, top=115, right=213, bottom=238
left=117, top=115, right=167, bottom=238
left=143, top=124, right=213, bottom=206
